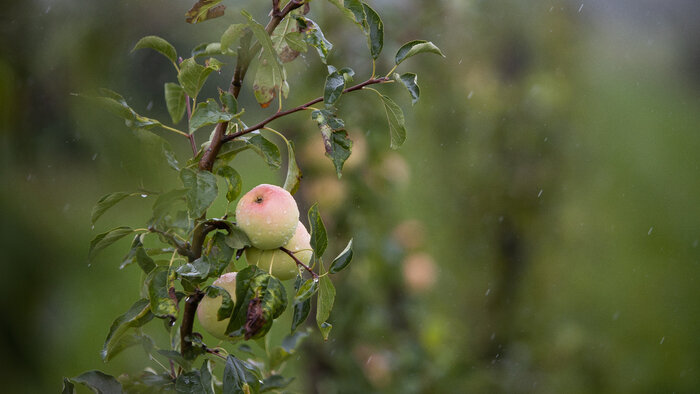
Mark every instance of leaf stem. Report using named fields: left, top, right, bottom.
left=158, top=125, right=189, bottom=138
left=280, top=247, right=318, bottom=279
left=384, top=64, right=398, bottom=79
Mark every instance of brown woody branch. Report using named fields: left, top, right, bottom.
left=183, top=1, right=306, bottom=360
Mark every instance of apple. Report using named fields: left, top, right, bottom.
left=235, top=184, right=299, bottom=249
left=245, top=221, right=312, bottom=280
left=196, top=272, right=237, bottom=340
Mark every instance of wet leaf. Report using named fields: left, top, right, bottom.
left=395, top=72, right=420, bottom=105
left=216, top=165, right=242, bottom=202
left=120, top=234, right=156, bottom=273
left=308, top=203, right=328, bottom=259
left=101, top=298, right=154, bottom=362
left=226, top=266, right=287, bottom=340
left=164, top=83, right=186, bottom=124
left=394, top=40, right=445, bottom=65
left=220, top=24, right=247, bottom=53
left=146, top=266, right=178, bottom=320
left=223, top=355, right=261, bottom=394
left=189, top=98, right=235, bottom=134
left=177, top=58, right=217, bottom=99
left=219, top=90, right=238, bottom=114
left=243, top=133, right=282, bottom=169
left=329, top=238, right=353, bottom=273
left=89, top=227, right=134, bottom=262
left=191, top=42, right=223, bottom=58
left=295, top=16, right=333, bottom=64
left=205, top=284, right=234, bottom=321
left=271, top=15, right=306, bottom=63
left=180, top=168, right=218, bottom=218
left=311, top=109, right=352, bottom=178
left=88, top=89, right=162, bottom=130
left=132, top=35, right=177, bottom=65
left=362, top=3, right=383, bottom=60
left=377, top=93, right=407, bottom=149
left=324, top=69, right=347, bottom=105
left=244, top=10, right=287, bottom=107
left=283, top=140, right=302, bottom=195
left=91, top=192, right=138, bottom=226
left=71, top=371, right=122, bottom=394
left=261, top=375, right=294, bottom=392
left=316, top=269, right=335, bottom=341
left=185, top=0, right=225, bottom=24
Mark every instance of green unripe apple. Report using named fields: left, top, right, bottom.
left=235, top=184, right=300, bottom=249
left=196, top=272, right=237, bottom=340
left=246, top=221, right=313, bottom=280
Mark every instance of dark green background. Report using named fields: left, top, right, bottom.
left=1, top=0, right=699, bottom=392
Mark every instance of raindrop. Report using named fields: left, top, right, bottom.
left=141, top=194, right=148, bottom=198
left=92, top=153, right=98, bottom=160
left=485, top=288, right=491, bottom=296
left=45, top=5, right=51, bottom=14
left=26, top=173, right=33, bottom=181
left=578, top=3, right=584, bottom=13
left=537, top=189, right=543, bottom=198
left=659, top=336, right=665, bottom=345
left=458, top=58, right=463, bottom=65
left=648, top=227, right=654, bottom=235
left=467, top=90, right=474, bottom=99
left=612, top=311, right=620, bottom=320
left=146, top=101, right=154, bottom=111
left=693, top=240, right=698, bottom=248
left=87, top=263, right=92, bottom=268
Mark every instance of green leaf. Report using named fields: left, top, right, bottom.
left=295, top=16, right=333, bottom=64
left=377, top=93, right=407, bottom=149
left=175, top=364, right=214, bottom=394
left=164, top=83, right=186, bottom=124
left=226, top=266, right=288, bottom=340
left=219, top=90, right=238, bottom=114
left=326, top=0, right=363, bottom=26
left=244, top=133, right=282, bottom=169
left=146, top=266, right=178, bottom=321
left=189, top=98, right=235, bottom=134
left=324, top=69, right=347, bottom=105
left=177, top=58, right=216, bottom=99
left=132, top=35, right=177, bottom=65
left=176, top=257, right=211, bottom=282
left=223, top=355, right=261, bottom=394
left=132, top=129, right=180, bottom=171
left=396, top=72, right=420, bottom=105
left=91, top=192, right=138, bottom=226
left=271, top=15, right=306, bottom=63
left=205, top=284, right=234, bottom=321
left=71, top=371, right=122, bottom=394
left=158, top=350, right=192, bottom=370
left=101, top=298, right=154, bottom=362
left=180, top=168, right=218, bottom=218
left=191, top=42, right=222, bottom=58
left=185, top=0, right=225, bottom=24
left=216, top=166, right=242, bottom=203
left=89, top=89, right=163, bottom=130
left=283, top=140, right=302, bottom=196
left=120, top=234, right=156, bottom=273
left=394, top=40, right=445, bottom=65
left=62, top=378, right=75, bottom=394
left=224, top=225, right=252, bottom=250
left=243, top=10, right=287, bottom=108
left=308, top=203, right=328, bottom=259
left=311, top=109, right=352, bottom=178
left=220, top=24, right=247, bottom=53
left=208, top=232, right=235, bottom=277
left=89, top=227, right=134, bottom=262
left=151, top=189, right=187, bottom=224
left=291, top=298, right=310, bottom=333
left=362, top=3, right=383, bottom=60
left=261, top=375, right=294, bottom=392
left=295, top=278, right=319, bottom=303
left=103, top=333, right=155, bottom=364
left=316, top=270, right=335, bottom=341
left=329, top=238, right=353, bottom=274
left=344, top=0, right=366, bottom=25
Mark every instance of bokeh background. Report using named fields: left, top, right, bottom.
left=2, top=0, right=700, bottom=392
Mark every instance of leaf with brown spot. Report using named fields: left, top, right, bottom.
left=185, top=0, right=225, bottom=24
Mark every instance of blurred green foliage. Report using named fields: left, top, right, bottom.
left=1, top=0, right=700, bottom=392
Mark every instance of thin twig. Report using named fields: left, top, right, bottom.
left=280, top=247, right=318, bottom=279
left=222, top=77, right=390, bottom=143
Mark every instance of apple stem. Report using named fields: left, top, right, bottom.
left=280, top=246, right=318, bottom=279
